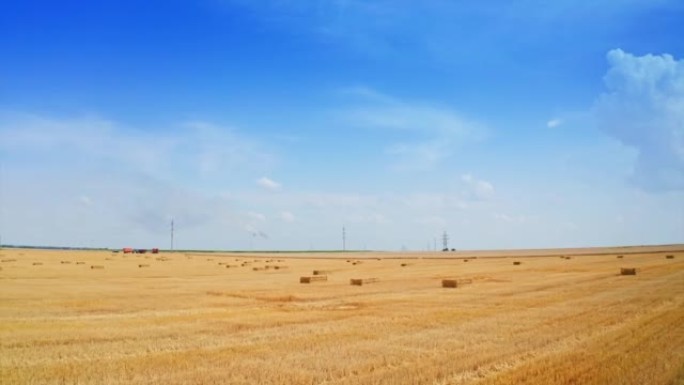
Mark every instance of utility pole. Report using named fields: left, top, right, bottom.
left=342, top=226, right=346, bottom=251
left=170, top=218, right=174, bottom=251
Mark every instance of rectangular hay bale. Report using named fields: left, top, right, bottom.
left=620, top=267, right=636, bottom=275
left=442, top=278, right=472, bottom=288
left=300, top=275, right=327, bottom=284
left=350, top=278, right=378, bottom=286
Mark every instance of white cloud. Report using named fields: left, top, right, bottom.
left=256, top=176, right=282, bottom=191
left=493, top=213, right=527, bottom=224
left=345, top=212, right=389, bottom=225
left=344, top=88, right=487, bottom=169
left=78, top=195, right=93, bottom=207
left=416, top=215, right=447, bottom=227
left=461, top=174, right=495, bottom=200
left=280, top=211, right=296, bottom=222
left=594, top=48, right=684, bottom=191
left=247, top=212, right=266, bottom=221
left=0, top=113, right=278, bottom=249
left=547, top=118, right=563, bottom=128
left=0, top=113, right=274, bottom=182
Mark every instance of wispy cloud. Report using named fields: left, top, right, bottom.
left=547, top=118, right=563, bottom=128
left=461, top=174, right=495, bottom=200
left=219, top=1, right=681, bottom=59
left=256, top=176, right=282, bottom=191
left=0, top=112, right=278, bottom=248
left=342, top=87, right=487, bottom=169
left=594, top=48, right=684, bottom=191
left=279, top=211, right=296, bottom=222
left=0, top=113, right=274, bottom=182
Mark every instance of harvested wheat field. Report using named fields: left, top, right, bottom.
left=1, top=245, right=683, bottom=385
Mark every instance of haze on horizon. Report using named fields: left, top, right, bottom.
left=0, top=1, right=682, bottom=251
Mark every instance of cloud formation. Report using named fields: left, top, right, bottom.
left=343, top=87, right=487, bottom=169
left=461, top=174, right=495, bottom=200
left=256, top=177, right=282, bottom=191
left=594, top=49, right=684, bottom=190
left=547, top=118, right=562, bottom=128
left=280, top=211, right=296, bottom=222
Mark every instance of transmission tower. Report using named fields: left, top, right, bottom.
left=442, top=230, right=449, bottom=251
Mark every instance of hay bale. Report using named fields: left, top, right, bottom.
left=300, top=275, right=327, bottom=283
left=75, top=262, right=85, bottom=265
left=400, top=263, right=409, bottom=267
left=138, top=264, right=149, bottom=268
left=90, top=265, right=104, bottom=269
left=513, top=261, right=521, bottom=265
left=273, top=265, right=287, bottom=270
left=620, top=267, right=636, bottom=275
left=60, top=261, right=71, bottom=264
left=442, top=278, right=472, bottom=288
left=463, top=259, right=469, bottom=262
left=32, top=262, right=43, bottom=266
left=617, top=255, right=624, bottom=259
left=350, top=278, right=379, bottom=286
left=666, top=255, right=674, bottom=259
left=1, top=259, right=16, bottom=262
left=312, top=270, right=329, bottom=275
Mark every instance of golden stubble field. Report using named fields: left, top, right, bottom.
left=1, top=246, right=683, bottom=385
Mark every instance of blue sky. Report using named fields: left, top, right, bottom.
left=0, top=0, right=682, bottom=250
